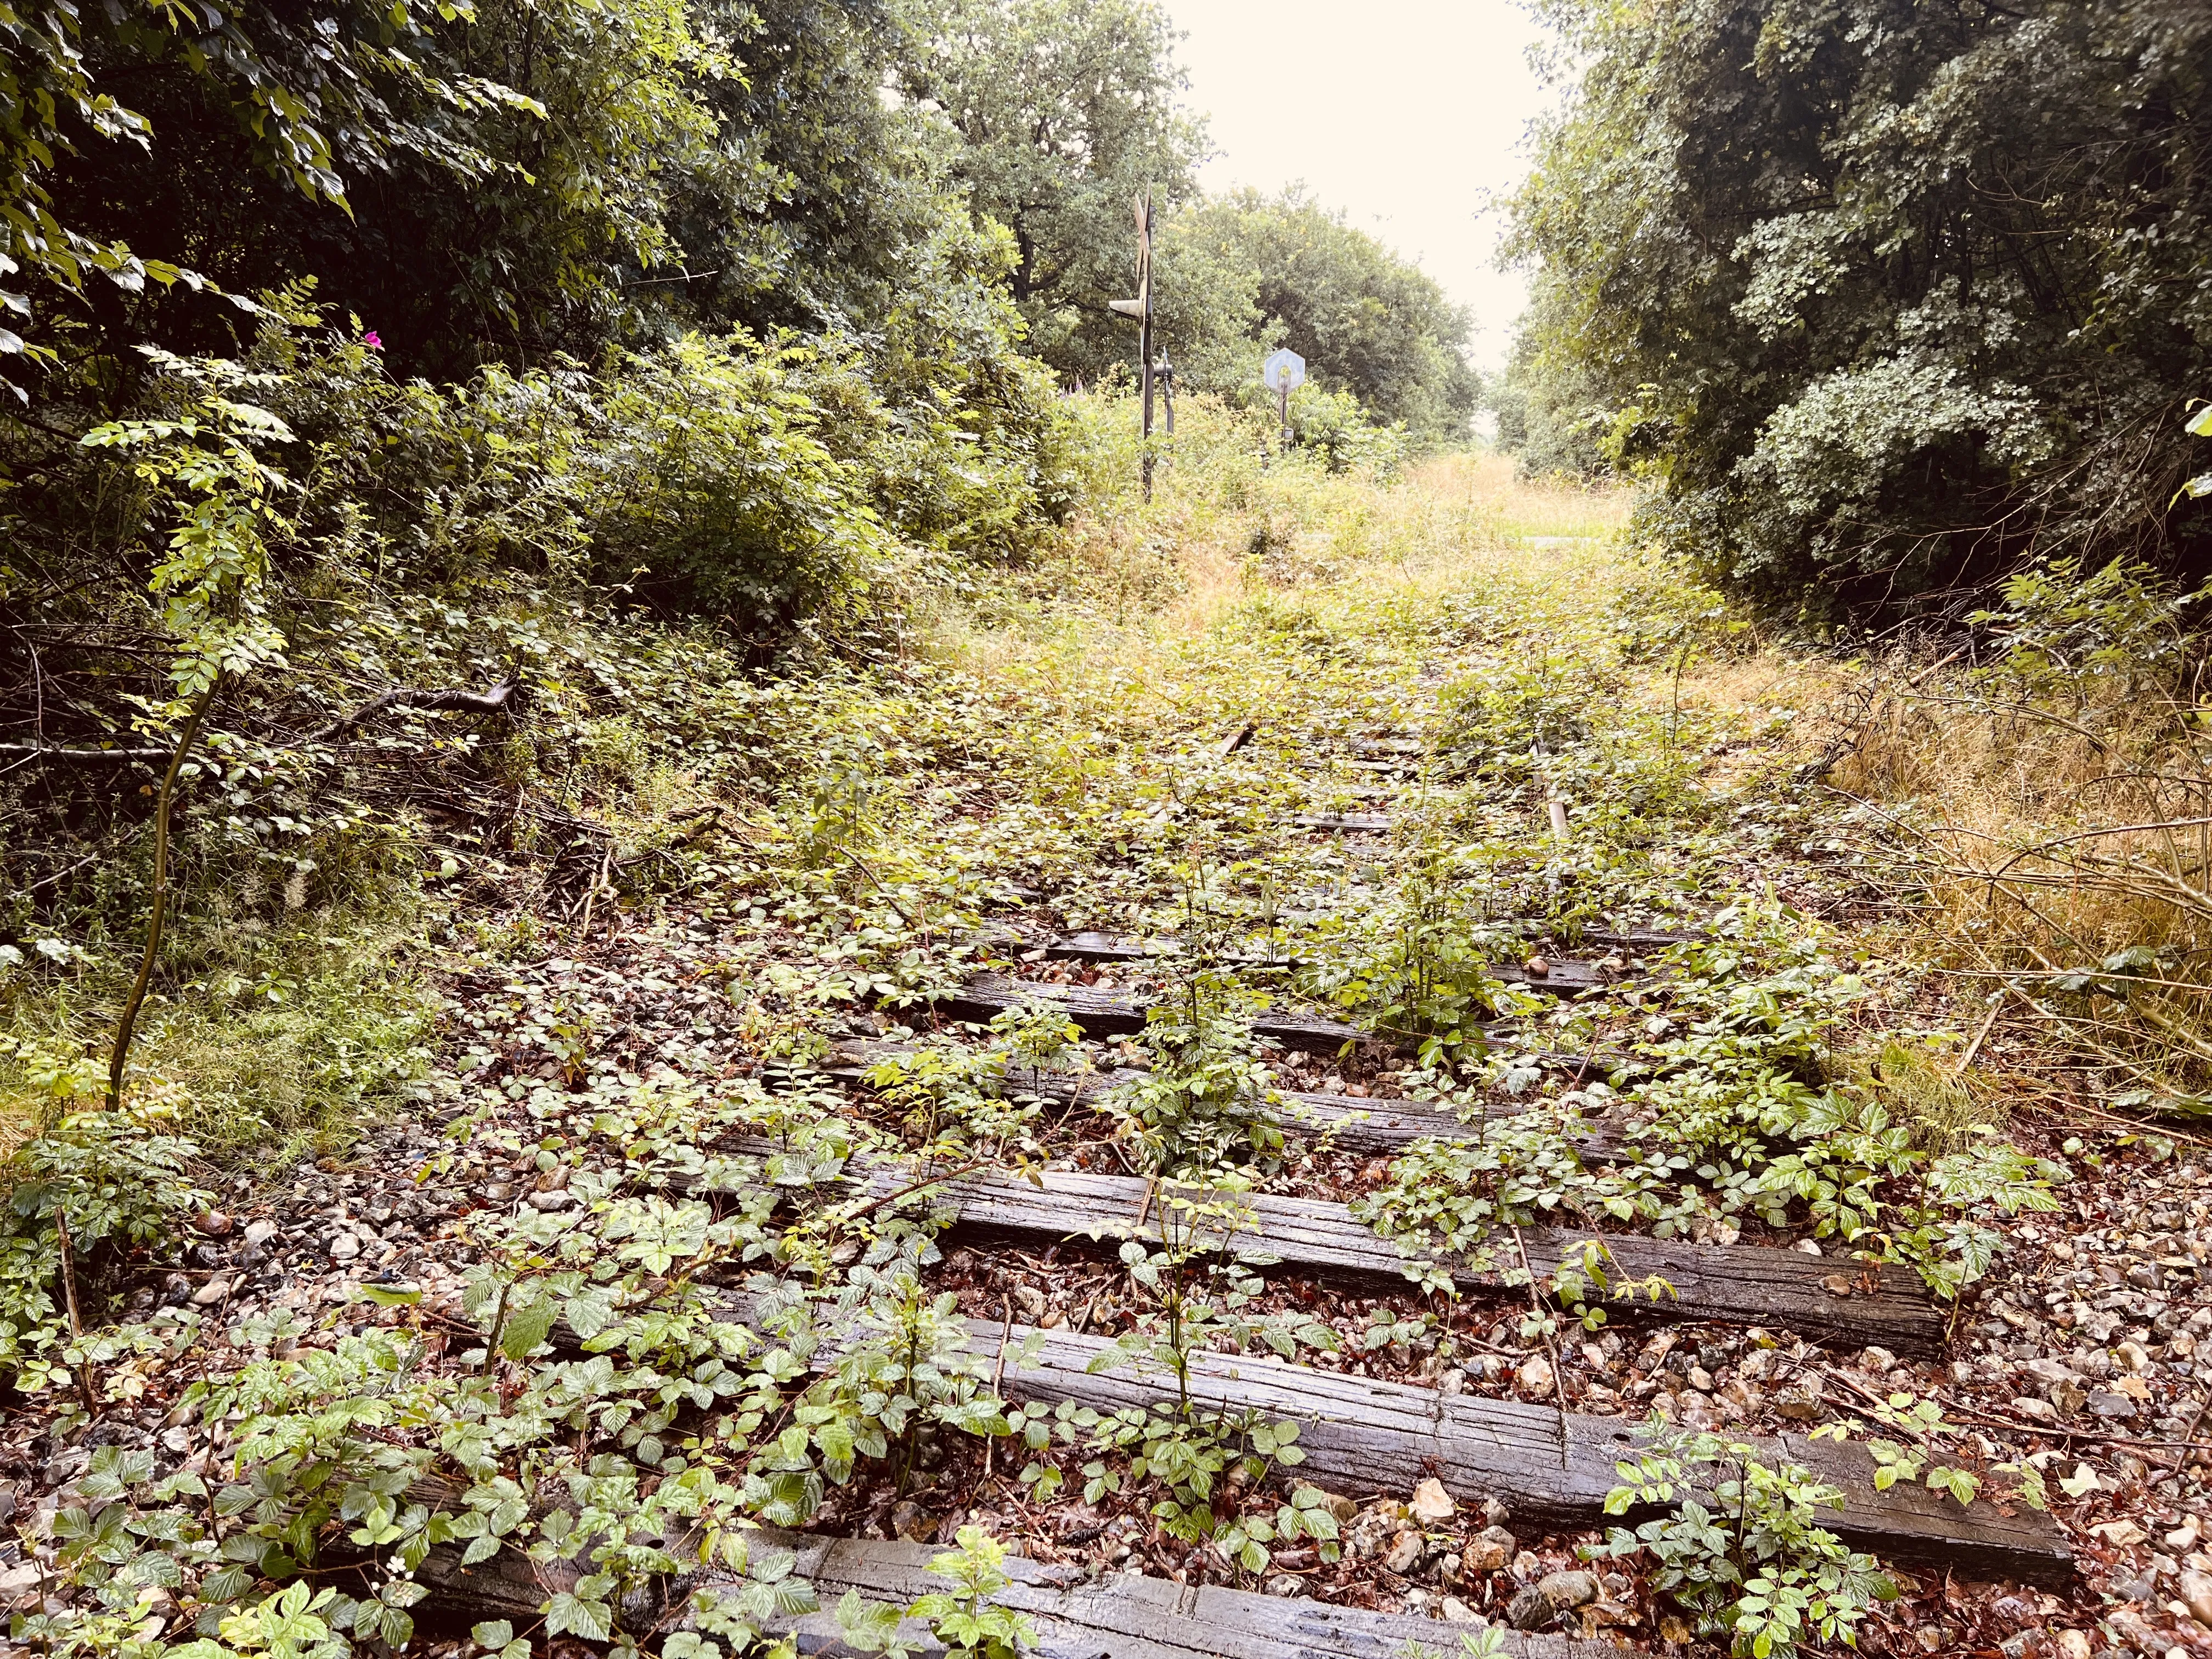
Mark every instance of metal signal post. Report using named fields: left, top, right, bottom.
left=1263, top=347, right=1306, bottom=454
left=1109, top=193, right=1155, bottom=500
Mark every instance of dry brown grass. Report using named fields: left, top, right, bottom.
left=1817, top=653, right=2212, bottom=1114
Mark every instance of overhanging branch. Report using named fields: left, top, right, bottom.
left=0, top=680, right=520, bottom=765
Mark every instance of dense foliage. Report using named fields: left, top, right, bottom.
left=1173, top=189, right=1478, bottom=441
left=1509, top=0, right=2212, bottom=619
left=899, top=0, right=1204, bottom=382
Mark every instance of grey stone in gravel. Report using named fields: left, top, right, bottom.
left=243, top=1220, right=278, bottom=1247
left=1536, top=1570, right=1599, bottom=1611
left=329, top=1234, right=362, bottom=1262
left=2087, top=1390, right=2138, bottom=1419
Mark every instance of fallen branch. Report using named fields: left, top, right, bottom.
left=0, top=680, right=518, bottom=764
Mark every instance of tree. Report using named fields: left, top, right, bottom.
left=899, top=0, right=1205, bottom=382
left=1176, top=189, right=1478, bottom=443
left=1509, top=0, right=2212, bottom=622
left=37, top=0, right=917, bottom=381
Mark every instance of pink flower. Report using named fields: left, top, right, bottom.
left=362, top=330, right=382, bottom=350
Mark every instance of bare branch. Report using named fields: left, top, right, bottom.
left=0, top=680, right=520, bottom=765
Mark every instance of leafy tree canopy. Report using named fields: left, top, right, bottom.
left=899, top=0, right=1206, bottom=382
left=1177, top=187, right=1477, bottom=443
left=1509, top=0, right=2212, bottom=622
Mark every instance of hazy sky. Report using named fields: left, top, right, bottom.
left=1160, top=0, right=1559, bottom=370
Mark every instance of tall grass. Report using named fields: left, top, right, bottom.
left=1816, top=560, right=2212, bottom=1118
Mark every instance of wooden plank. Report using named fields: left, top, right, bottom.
left=923, top=973, right=1367, bottom=1054
left=1042, top=933, right=1615, bottom=997
left=980, top=1323, right=2071, bottom=1587
left=414, top=1529, right=1641, bottom=1658
left=1579, top=927, right=1701, bottom=952
left=778, top=1532, right=1644, bottom=1658
left=847, top=1160, right=1945, bottom=1355
left=828, top=1039, right=1616, bottom=1160
left=1291, top=813, right=1393, bottom=833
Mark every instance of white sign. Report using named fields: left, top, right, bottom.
left=1262, top=348, right=1306, bottom=392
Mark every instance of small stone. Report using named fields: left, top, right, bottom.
left=2024, top=1357, right=2083, bottom=1385
left=1775, top=1387, right=1822, bottom=1422
left=1482, top=1497, right=1509, bottom=1528
left=1346, top=1500, right=1412, bottom=1561
left=159, top=1425, right=191, bottom=1454
left=329, top=1234, right=361, bottom=1262
left=2050, top=1380, right=2088, bottom=1418
left=526, top=1189, right=574, bottom=1211
left=1505, top=1587, right=1546, bottom=1630
left=2055, top=1633, right=2092, bottom=1659
left=1409, top=1478, right=1456, bottom=1525
left=2010, top=1396, right=2058, bottom=1422
left=1859, top=1345, right=1897, bottom=1372
left=1515, top=1355, right=1555, bottom=1398
left=2089, top=1390, right=2140, bottom=1420
left=2118, top=1339, right=2153, bottom=1373
left=1013, top=1284, right=1047, bottom=1322
left=1263, top=1573, right=1301, bottom=1598
left=1381, top=1529, right=1424, bottom=1574
left=1461, top=1526, right=1517, bottom=1574
left=482, top=1183, right=514, bottom=1204
left=0, top=1561, right=42, bottom=1598
left=2178, top=1567, right=2212, bottom=1626
left=889, top=1500, right=934, bottom=1542
left=2095, top=1517, right=2151, bottom=1548
left=243, top=1220, right=279, bottom=1248
left=1438, top=1367, right=1465, bottom=1395
left=1687, top=1365, right=1714, bottom=1392
left=1523, top=956, right=1550, bottom=977
left=1536, top=1569, right=1599, bottom=1611
left=193, top=1211, right=233, bottom=1237
left=189, top=1277, right=232, bottom=1307
left=1793, top=1238, right=1822, bottom=1255
left=2166, top=1516, right=2200, bottom=1551
left=1440, top=1596, right=1480, bottom=1624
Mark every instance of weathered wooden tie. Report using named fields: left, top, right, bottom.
left=926, top=971, right=1367, bottom=1054
left=414, top=1529, right=1641, bottom=1658
left=974, top=1323, right=2069, bottom=1587
left=1042, top=932, right=1615, bottom=996
left=845, top=1158, right=1943, bottom=1355
left=830, top=1039, right=1619, bottom=1159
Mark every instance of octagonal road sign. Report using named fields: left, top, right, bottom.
left=1262, top=348, right=1307, bottom=392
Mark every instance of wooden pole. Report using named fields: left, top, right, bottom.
left=1138, top=191, right=1154, bottom=503
left=1141, top=320, right=1154, bottom=503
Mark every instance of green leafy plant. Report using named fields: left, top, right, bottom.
left=835, top=1525, right=1036, bottom=1658
left=1598, top=1417, right=1895, bottom=1658
left=0, top=1105, right=213, bottom=1383
left=1110, top=970, right=1283, bottom=1173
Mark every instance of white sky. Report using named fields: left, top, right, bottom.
left=1160, top=0, right=1559, bottom=371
